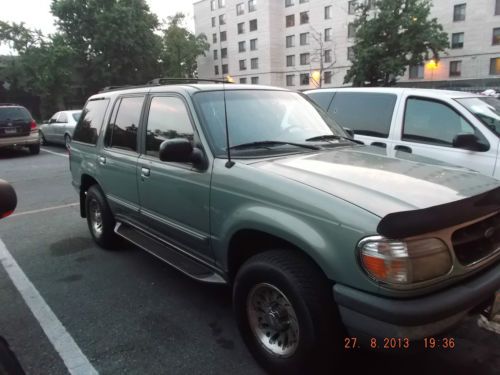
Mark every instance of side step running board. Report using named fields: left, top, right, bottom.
left=115, top=222, right=226, bottom=284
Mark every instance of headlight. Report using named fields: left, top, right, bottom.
left=358, top=237, right=452, bottom=285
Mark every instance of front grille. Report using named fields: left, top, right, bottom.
left=452, top=213, right=500, bottom=266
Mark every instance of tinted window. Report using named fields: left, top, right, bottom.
left=73, top=99, right=110, bottom=144
left=58, top=113, right=68, bottom=123
left=328, top=93, right=396, bottom=137
left=145, top=96, right=194, bottom=158
left=106, top=96, right=144, bottom=152
left=306, top=92, right=334, bottom=111
left=0, top=107, right=31, bottom=122
left=403, top=98, right=482, bottom=146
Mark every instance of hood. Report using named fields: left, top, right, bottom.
left=251, top=146, right=500, bottom=218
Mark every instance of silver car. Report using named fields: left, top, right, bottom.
left=40, top=110, right=82, bottom=148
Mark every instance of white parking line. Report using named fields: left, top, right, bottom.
left=0, top=239, right=98, bottom=375
left=41, top=148, right=69, bottom=158
left=9, top=203, right=79, bottom=218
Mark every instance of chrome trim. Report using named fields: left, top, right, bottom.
left=106, top=194, right=140, bottom=212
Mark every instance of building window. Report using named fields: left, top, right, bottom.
left=348, top=1, right=357, bottom=14
left=496, top=0, right=500, bottom=15
left=300, top=11, right=309, bottom=24
left=286, top=35, right=295, bottom=47
left=250, top=38, right=258, bottom=50
left=221, top=47, right=227, bottom=58
left=325, top=49, right=332, bottom=63
left=493, top=28, right=500, bottom=45
left=249, top=19, right=258, bottom=31
left=222, top=64, right=228, bottom=74
left=300, top=32, right=309, bottom=45
left=490, top=58, right=500, bottom=75
left=286, top=15, right=295, bottom=27
left=286, top=75, right=295, bottom=86
left=324, top=28, right=332, bottom=41
left=220, top=31, right=227, bottom=42
left=347, top=47, right=355, bottom=61
left=211, top=0, right=216, bottom=11
left=240, top=77, right=247, bottom=84
left=451, top=32, right=464, bottom=48
left=300, top=73, right=309, bottom=85
left=453, top=4, right=466, bottom=22
left=238, top=41, right=246, bottom=52
left=251, top=58, right=259, bottom=69
left=348, top=23, right=356, bottom=38
left=219, top=14, right=226, bottom=25
left=300, top=53, right=310, bottom=65
left=325, top=5, right=332, bottom=19
left=286, top=55, right=295, bottom=67
left=365, top=0, right=376, bottom=9
left=212, top=17, right=216, bottom=27
left=299, top=0, right=309, bottom=3
left=248, top=0, right=256, bottom=12
left=239, top=59, right=247, bottom=70
left=251, top=76, right=259, bottom=84
left=449, top=61, right=462, bottom=77
left=214, top=65, right=219, bottom=75
left=218, top=0, right=225, bottom=8
left=237, top=2, right=244, bottom=15
left=238, top=22, right=245, bottom=34
left=213, top=50, right=218, bottom=60
left=324, top=71, right=332, bottom=84
left=285, top=0, right=294, bottom=7
left=409, top=64, right=424, bottom=79
left=212, top=33, right=217, bottom=43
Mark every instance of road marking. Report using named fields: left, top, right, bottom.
left=0, top=239, right=98, bottom=375
left=9, top=203, right=79, bottom=218
left=41, top=148, right=69, bottom=158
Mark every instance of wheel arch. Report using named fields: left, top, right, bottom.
left=79, top=174, right=100, bottom=218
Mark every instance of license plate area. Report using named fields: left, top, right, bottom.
left=4, top=128, right=17, bottom=134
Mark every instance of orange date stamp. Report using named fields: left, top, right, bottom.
left=344, top=337, right=456, bottom=350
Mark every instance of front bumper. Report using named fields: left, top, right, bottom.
left=333, top=262, right=500, bottom=339
left=0, top=132, right=40, bottom=148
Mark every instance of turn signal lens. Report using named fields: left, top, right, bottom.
left=359, top=237, right=452, bottom=285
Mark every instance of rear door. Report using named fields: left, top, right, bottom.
left=0, top=106, right=32, bottom=139
left=53, top=112, right=69, bottom=143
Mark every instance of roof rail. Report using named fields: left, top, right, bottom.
left=99, top=77, right=233, bottom=93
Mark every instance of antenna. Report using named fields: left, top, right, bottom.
left=223, top=78, right=234, bottom=168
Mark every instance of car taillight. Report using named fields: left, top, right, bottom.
left=30, top=120, right=37, bottom=130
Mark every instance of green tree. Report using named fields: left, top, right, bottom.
left=161, top=13, right=209, bottom=78
left=51, top=0, right=162, bottom=94
left=344, top=0, right=449, bottom=86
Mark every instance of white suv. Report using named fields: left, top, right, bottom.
left=305, top=88, right=500, bottom=178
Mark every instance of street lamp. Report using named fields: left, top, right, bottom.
left=426, top=59, right=438, bottom=84
left=311, top=70, right=321, bottom=88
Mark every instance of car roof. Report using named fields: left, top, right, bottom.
left=87, top=84, right=289, bottom=101
left=304, top=87, right=482, bottom=100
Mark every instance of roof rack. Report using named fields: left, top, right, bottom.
left=99, top=77, right=233, bottom=93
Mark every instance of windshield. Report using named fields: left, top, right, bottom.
left=456, top=97, right=500, bottom=135
left=192, top=90, right=347, bottom=157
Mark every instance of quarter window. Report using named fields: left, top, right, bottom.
left=106, top=96, right=144, bottom=152
left=73, top=99, right=110, bottom=145
left=145, top=97, right=194, bottom=158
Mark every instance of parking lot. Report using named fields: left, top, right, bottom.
left=0, top=145, right=499, bottom=375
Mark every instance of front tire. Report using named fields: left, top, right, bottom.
left=85, top=185, right=117, bottom=249
left=233, top=250, right=343, bottom=374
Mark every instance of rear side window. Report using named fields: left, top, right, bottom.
left=105, top=96, right=144, bottom=152
left=328, top=93, right=397, bottom=137
left=306, top=92, right=334, bottom=111
left=0, top=107, right=31, bottom=121
left=58, top=113, right=68, bottom=123
left=73, top=99, right=110, bottom=145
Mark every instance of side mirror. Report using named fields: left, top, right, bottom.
left=0, top=180, right=17, bottom=219
left=159, top=138, right=206, bottom=168
left=452, top=133, right=487, bottom=151
left=343, top=127, right=355, bottom=139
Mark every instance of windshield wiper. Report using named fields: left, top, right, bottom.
left=306, top=134, right=361, bottom=144
left=229, top=140, right=320, bottom=151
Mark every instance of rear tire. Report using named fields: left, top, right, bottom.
left=85, top=185, right=117, bottom=249
left=28, top=143, right=40, bottom=155
left=233, top=250, right=343, bottom=374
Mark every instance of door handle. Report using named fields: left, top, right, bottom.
left=395, top=145, right=412, bottom=153
left=98, top=156, right=106, bottom=165
left=141, top=167, right=151, bottom=178
left=371, top=142, right=387, bottom=148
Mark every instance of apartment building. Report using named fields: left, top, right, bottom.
left=194, top=0, right=500, bottom=89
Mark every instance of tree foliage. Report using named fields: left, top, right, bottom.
left=344, top=0, right=449, bottom=86
left=161, top=13, right=209, bottom=78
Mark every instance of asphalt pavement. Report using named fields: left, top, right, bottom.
left=0, top=145, right=498, bottom=375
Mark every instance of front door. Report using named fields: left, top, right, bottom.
left=54, top=112, right=69, bottom=143
left=137, top=94, right=212, bottom=262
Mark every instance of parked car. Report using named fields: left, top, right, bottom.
left=70, top=83, right=500, bottom=373
left=0, top=103, right=40, bottom=155
left=40, top=110, right=82, bottom=148
left=305, top=88, right=500, bottom=178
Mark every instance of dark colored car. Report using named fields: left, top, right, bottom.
left=0, top=104, right=40, bottom=154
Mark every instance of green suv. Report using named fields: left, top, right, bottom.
left=70, top=82, right=500, bottom=373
